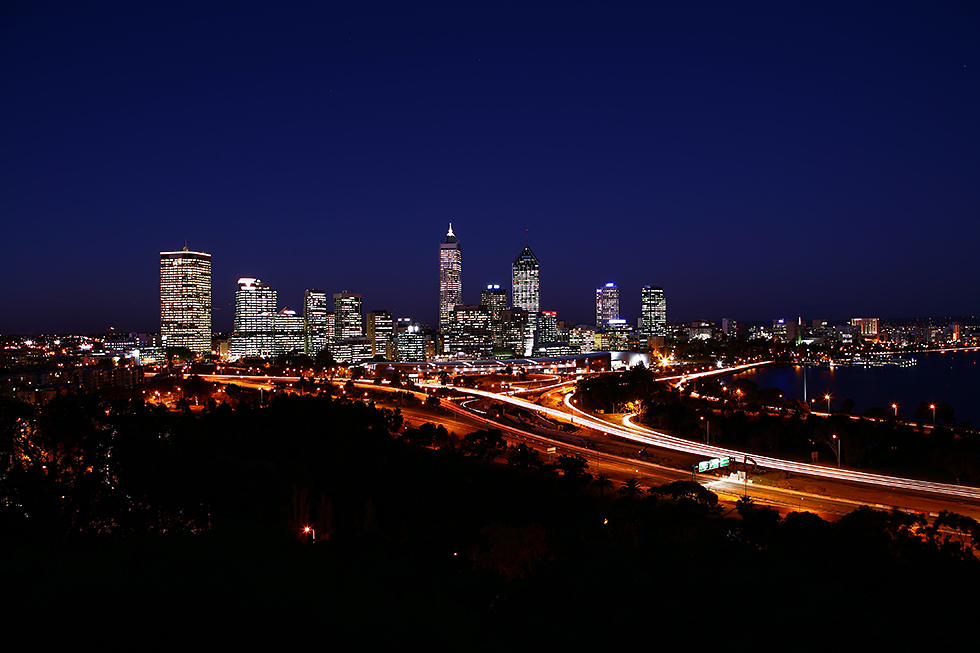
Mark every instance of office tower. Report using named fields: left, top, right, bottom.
left=481, top=284, right=508, bottom=346
left=396, top=323, right=426, bottom=362
left=511, top=244, right=540, bottom=315
left=537, top=311, right=560, bottom=343
left=230, top=278, right=277, bottom=358
left=366, top=310, right=394, bottom=358
left=333, top=291, right=363, bottom=340
left=274, top=308, right=305, bottom=355
left=304, top=289, right=329, bottom=356
left=159, top=247, right=212, bottom=356
left=595, top=282, right=620, bottom=327
left=500, top=307, right=531, bottom=357
left=640, top=285, right=667, bottom=337
left=445, top=304, right=493, bottom=359
left=439, top=224, right=462, bottom=332
left=569, top=325, right=598, bottom=353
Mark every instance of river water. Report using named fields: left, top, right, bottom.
left=723, top=349, right=980, bottom=426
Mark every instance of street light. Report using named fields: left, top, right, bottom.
left=303, top=526, right=316, bottom=542
left=831, top=434, right=841, bottom=468
left=892, top=403, right=898, bottom=417
left=930, top=404, right=936, bottom=426
left=824, top=394, right=832, bottom=413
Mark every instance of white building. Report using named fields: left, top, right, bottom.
left=230, top=278, right=277, bottom=359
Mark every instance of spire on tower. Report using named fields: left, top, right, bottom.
left=447, top=223, right=455, bottom=237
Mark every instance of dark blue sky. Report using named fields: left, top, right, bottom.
left=3, top=1, right=979, bottom=334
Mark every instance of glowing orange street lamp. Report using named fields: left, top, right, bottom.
left=930, top=404, right=936, bottom=426
left=824, top=394, right=832, bottom=413
left=303, top=526, right=315, bottom=542
left=892, top=403, right=898, bottom=417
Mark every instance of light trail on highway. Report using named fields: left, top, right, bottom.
left=441, top=384, right=980, bottom=502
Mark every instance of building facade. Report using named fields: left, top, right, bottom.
left=511, top=245, right=540, bottom=315
left=274, top=308, right=305, bottom=355
left=333, top=292, right=363, bottom=340
left=439, top=224, right=462, bottom=332
left=640, top=285, right=667, bottom=337
left=230, top=277, right=277, bottom=359
left=160, top=248, right=212, bottom=356
left=366, top=310, right=394, bottom=359
left=304, top=289, right=329, bottom=356
left=480, top=284, right=508, bottom=347
left=596, top=282, right=620, bottom=327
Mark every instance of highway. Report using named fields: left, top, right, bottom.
left=438, top=383, right=980, bottom=504
left=189, top=371, right=980, bottom=518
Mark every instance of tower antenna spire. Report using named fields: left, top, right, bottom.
left=525, top=229, right=528, bottom=246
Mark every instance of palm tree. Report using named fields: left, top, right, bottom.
left=618, top=477, right=645, bottom=500
left=591, top=473, right=613, bottom=499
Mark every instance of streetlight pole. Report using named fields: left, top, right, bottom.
left=930, top=404, right=936, bottom=426
left=824, top=394, right=831, bottom=414
left=831, top=434, right=841, bottom=468
left=892, top=403, right=898, bottom=418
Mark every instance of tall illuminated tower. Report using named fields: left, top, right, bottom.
left=304, top=289, right=329, bottom=355
left=511, top=244, right=540, bottom=314
left=160, top=247, right=212, bottom=356
left=596, top=282, right=620, bottom=327
left=640, top=285, right=667, bottom=336
left=439, top=224, right=462, bottom=331
left=481, top=284, right=508, bottom=347
left=230, top=277, right=277, bottom=359
left=333, top=291, right=363, bottom=340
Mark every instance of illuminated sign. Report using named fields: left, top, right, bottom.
left=696, top=456, right=732, bottom=473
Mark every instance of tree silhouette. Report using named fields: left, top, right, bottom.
left=591, top=473, right=613, bottom=499
left=618, top=477, right=645, bottom=500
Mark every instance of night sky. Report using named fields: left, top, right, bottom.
left=3, top=1, right=979, bottom=334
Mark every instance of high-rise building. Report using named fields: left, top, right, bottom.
left=445, top=304, right=493, bottom=359
left=481, top=284, right=508, bottom=347
left=511, top=244, right=540, bottom=315
left=640, top=285, right=667, bottom=337
left=596, top=282, right=620, bottom=327
left=439, top=224, right=462, bottom=332
left=334, top=292, right=363, bottom=340
left=160, top=248, right=212, bottom=356
left=396, top=323, right=426, bottom=362
left=304, top=289, right=329, bottom=356
left=230, top=278, right=277, bottom=359
left=366, top=310, right=394, bottom=359
left=499, top=308, right=530, bottom=357
left=537, top=311, right=560, bottom=343
left=274, top=307, right=305, bottom=355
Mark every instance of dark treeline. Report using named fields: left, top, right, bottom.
left=578, top=365, right=980, bottom=484
left=1, top=389, right=979, bottom=647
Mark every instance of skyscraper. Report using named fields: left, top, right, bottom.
left=304, top=289, right=329, bottom=356
left=333, top=291, right=363, bottom=340
left=439, top=224, right=462, bottom=332
left=596, top=282, right=620, bottom=327
left=230, top=277, right=277, bottom=359
left=366, top=310, right=394, bottom=358
left=480, top=284, right=508, bottom=347
left=511, top=244, right=540, bottom=315
left=160, top=247, right=212, bottom=356
left=640, top=285, right=667, bottom=337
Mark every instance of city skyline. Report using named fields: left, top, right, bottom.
left=3, top=2, right=979, bottom=334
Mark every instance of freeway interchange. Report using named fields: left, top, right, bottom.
left=194, top=369, right=980, bottom=521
